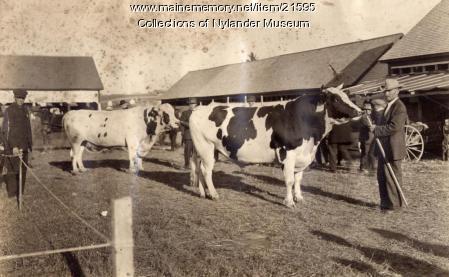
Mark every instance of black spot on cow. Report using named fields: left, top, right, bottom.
left=279, top=148, right=287, bottom=162
left=89, top=114, right=92, bottom=118
left=97, top=133, right=101, bottom=138
left=216, top=128, right=222, bottom=139
left=257, top=96, right=326, bottom=151
left=221, top=107, right=257, bottom=160
left=149, top=109, right=158, bottom=118
left=208, top=106, right=228, bottom=127
left=162, top=112, right=170, bottom=125
left=103, top=132, right=107, bottom=137
left=105, top=117, right=108, bottom=121
left=146, top=121, right=157, bottom=136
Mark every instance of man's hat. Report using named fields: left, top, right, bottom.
left=382, top=78, right=402, bottom=91
left=247, top=95, right=256, bottom=102
left=188, top=98, right=197, bottom=105
left=13, top=89, right=28, bottom=99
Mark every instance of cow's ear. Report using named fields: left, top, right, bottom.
left=336, top=83, right=344, bottom=89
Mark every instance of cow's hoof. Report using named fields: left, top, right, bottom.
left=71, top=170, right=80, bottom=175
left=294, top=195, right=304, bottom=202
left=208, top=193, right=219, bottom=200
left=283, top=199, right=296, bottom=208
left=80, top=168, right=88, bottom=172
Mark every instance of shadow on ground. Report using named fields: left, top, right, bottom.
left=312, top=230, right=449, bottom=276
left=138, top=169, right=284, bottom=206
left=49, top=159, right=129, bottom=173
left=235, top=171, right=377, bottom=208
left=370, top=228, right=449, bottom=259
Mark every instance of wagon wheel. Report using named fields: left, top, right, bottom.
left=404, top=124, right=424, bottom=161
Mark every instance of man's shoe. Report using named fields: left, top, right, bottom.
left=380, top=207, right=394, bottom=214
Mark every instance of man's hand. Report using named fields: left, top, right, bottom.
left=360, top=114, right=371, bottom=127
left=12, top=147, right=20, bottom=155
left=369, top=125, right=376, bottom=132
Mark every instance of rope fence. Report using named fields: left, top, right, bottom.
left=0, top=153, right=134, bottom=276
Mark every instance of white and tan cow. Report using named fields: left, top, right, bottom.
left=189, top=85, right=362, bottom=207
left=63, top=103, right=179, bottom=173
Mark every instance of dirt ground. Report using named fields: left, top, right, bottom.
left=0, top=147, right=449, bottom=276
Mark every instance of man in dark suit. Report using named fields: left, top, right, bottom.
left=180, top=98, right=197, bottom=169
left=369, top=79, right=408, bottom=212
left=1, top=89, right=33, bottom=199
left=328, top=121, right=356, bottom=172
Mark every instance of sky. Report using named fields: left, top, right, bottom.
left=0, top=0, right=441, bottom=95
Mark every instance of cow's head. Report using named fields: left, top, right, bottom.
left=144, top=103, right=180, bottom=136
left=323, top=84, right=362, bottom=125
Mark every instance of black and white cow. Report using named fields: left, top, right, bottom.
left=63, top=103, right=179, bottom=173
left=189, top=85, right=362, bottom=207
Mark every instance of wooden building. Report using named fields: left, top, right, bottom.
left=162, top=34, right=402, bottom=105
left=346, top=0, right=449, bottom=154
left=0, top=55, right=103, bottom=108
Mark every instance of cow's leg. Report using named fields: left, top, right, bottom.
left=127, top=144, right=138, bottom=173
left=283, top=151, right=296, bottom=208
left=294, top=170, right=304, bottom=202
left=200, top=155, right=218, bottom=200
left=70, top=146, right=79, bottom=173
left=136, top=156, right=144, bottom=171
left=195, top=141, right=218, bottom=200
left=190, top=151, right=205, bottom=197
left=71, top=143, right=83, bottom=173
left=77, top=145, right=87, bottom=172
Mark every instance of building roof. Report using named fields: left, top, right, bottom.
left=0, top=55, right=103, bottom=91
left=99, top=93, right=159, bottom=103
left=163, top=34, right=402, bottom=100
left=345, top=73, right=449, bottom=96
left=381, top=0, right=449, bottom=61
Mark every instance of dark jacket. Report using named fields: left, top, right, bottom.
left=374, top=99, right=407, bottom=161
left=2, top=103, right=33, bottom=152
left=328, top=122, right=356, bottom=144
left=180, top=109, right=193, bottom=141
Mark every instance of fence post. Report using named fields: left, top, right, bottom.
left=18, top=153, right=22, bottom=211
left=113, top=197, right=134, bottom=277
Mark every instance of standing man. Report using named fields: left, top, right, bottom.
left=180, top=98, right=197, bottom=169
left=40, top=104, right=52, bottom=152
left=1, top=89, right=33, bottom=199
left=442, top=118, right=449, bottom=161
left=327, top=121, right=355, bottom=172
left=369, top=79, right=408, bottom=212
left=359, top=101, right=375, bottom=174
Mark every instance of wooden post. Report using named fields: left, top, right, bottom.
left=18, top=153, right=22, bottom=211
left=113, top=197, right=134, bottom=277
left=226, top=97, right=229, bottom=104
left=417, top=97, right=423, bottom=122
left=261, top=95, right=264, bottom=106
